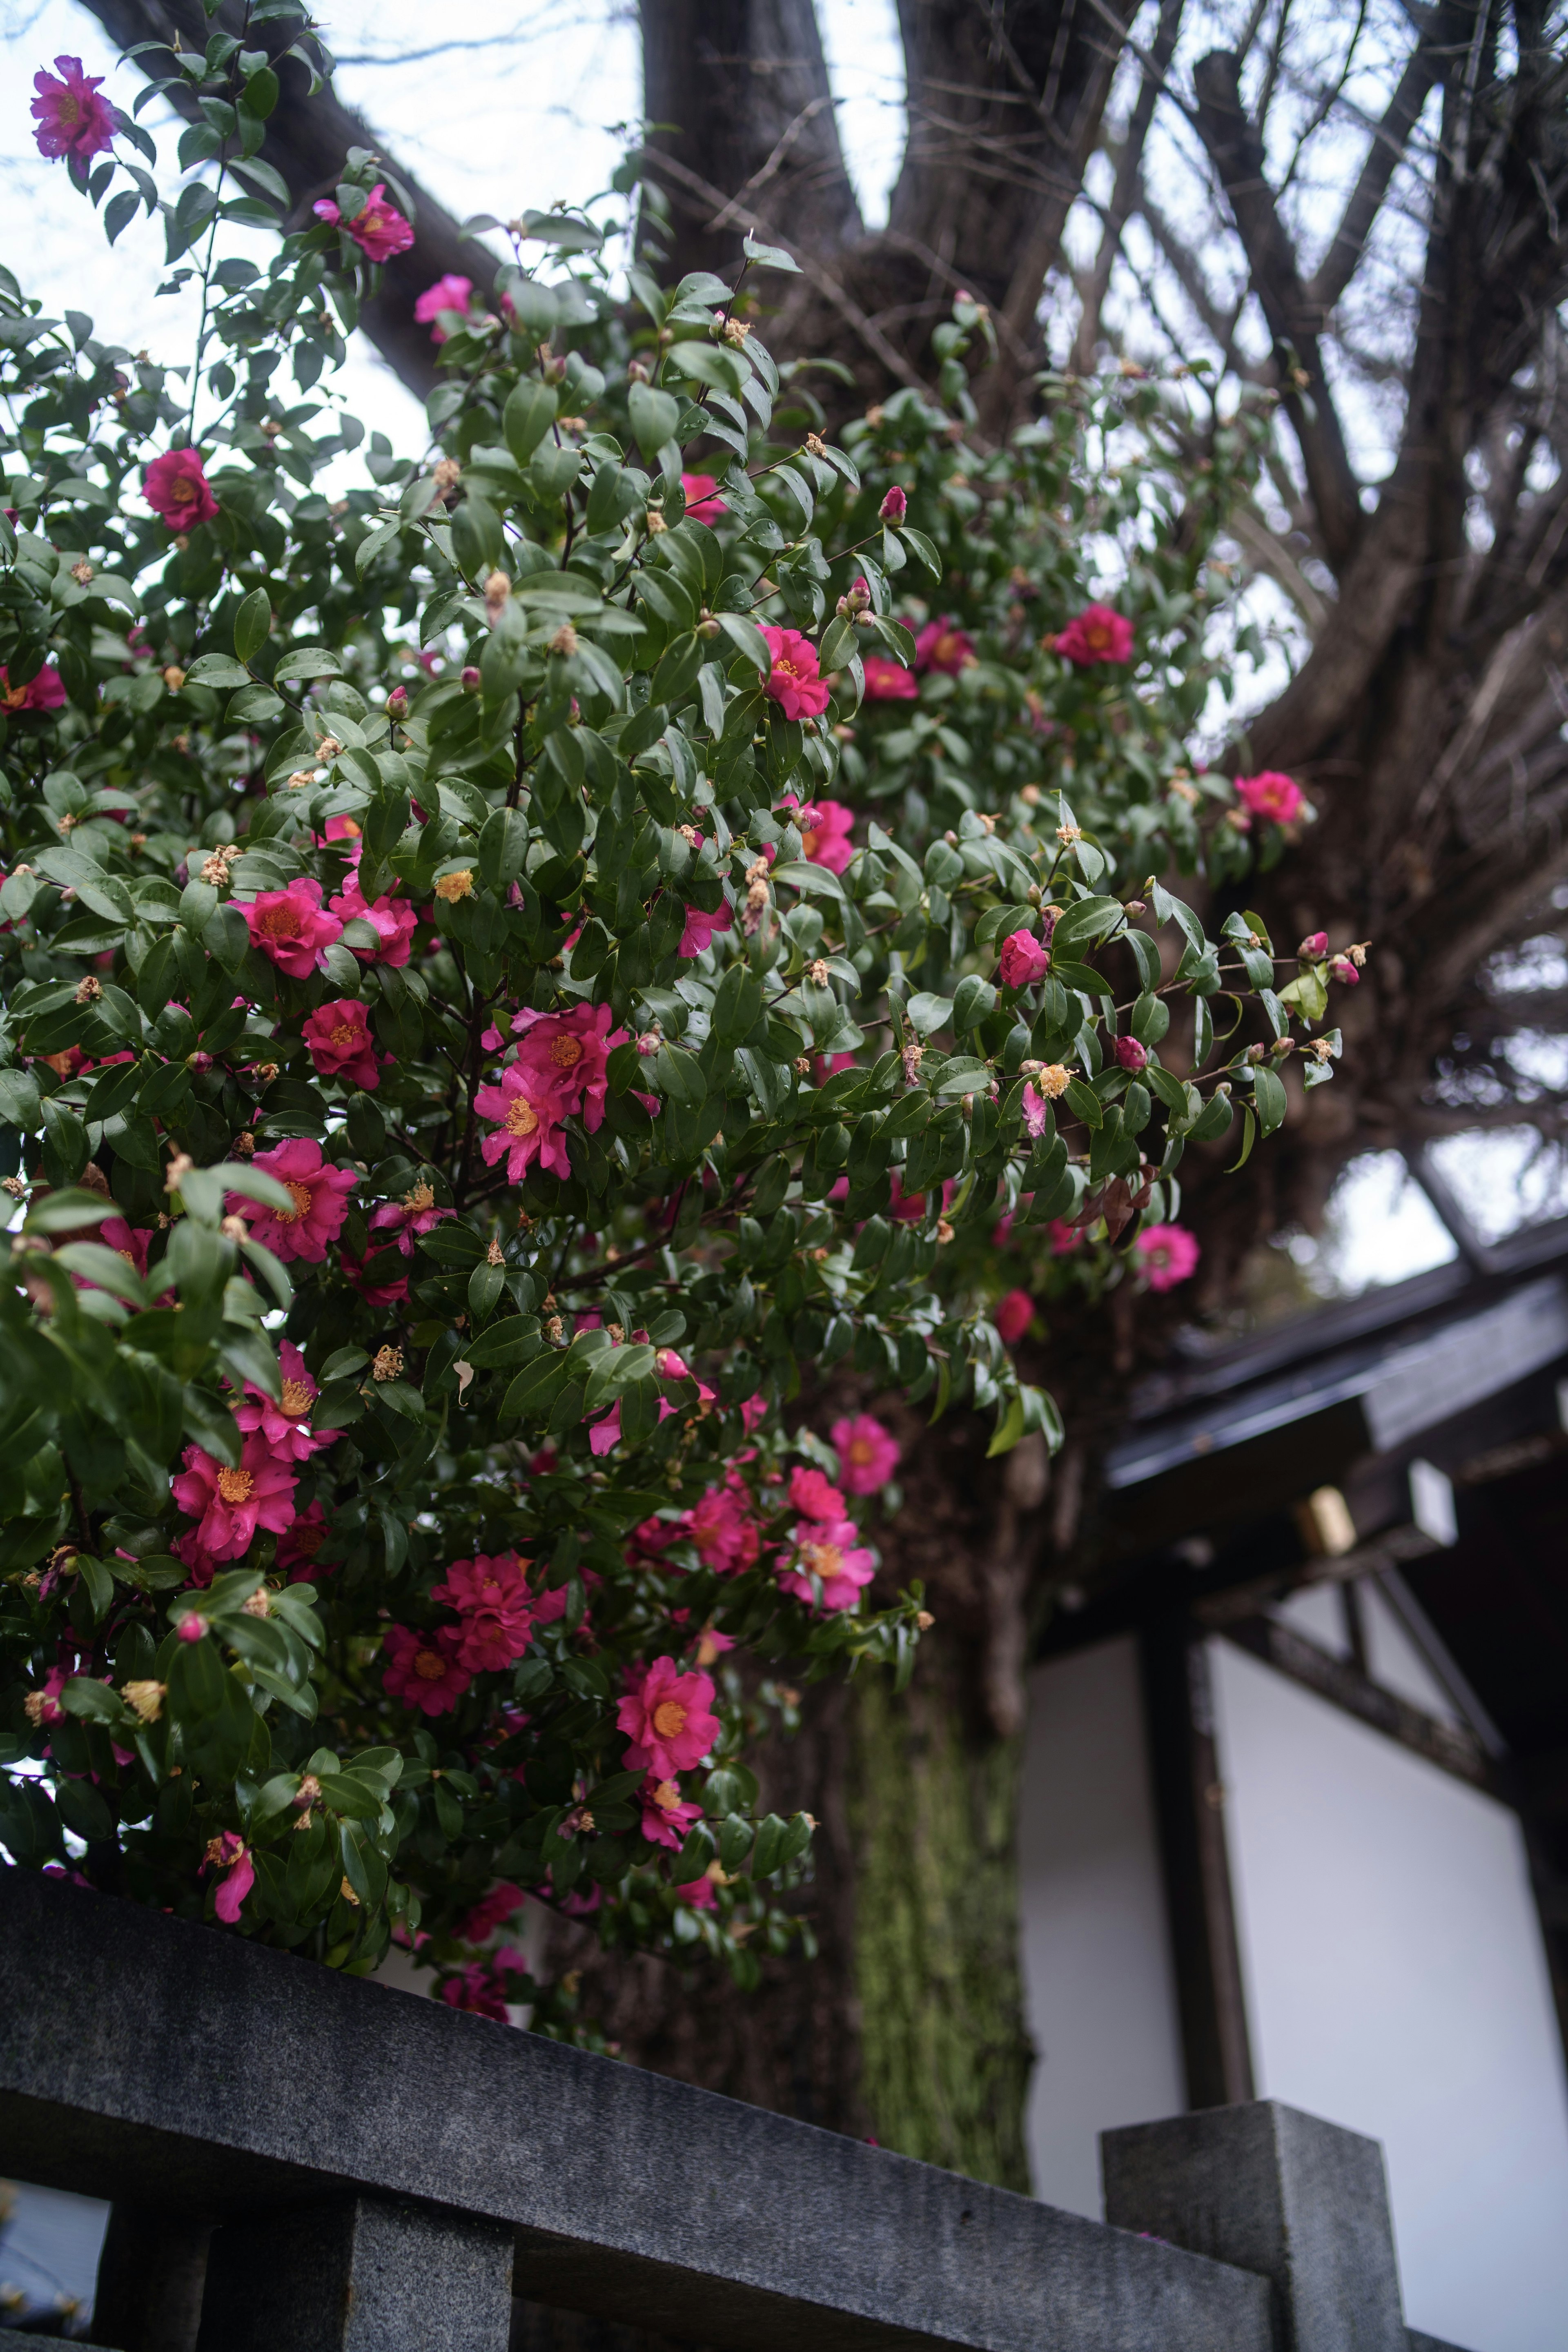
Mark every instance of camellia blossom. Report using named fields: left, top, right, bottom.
left=618, top=1655, right=720, bottom=1777
left=678, top=897, right=734, bottom=959
left=234, top=1340, right=335, bottom=1463
left=456, top=1881, right=524, bottom=1944
left=1054, top=604, right=1134, bottom=666
left=302, top=999, right=382, bottom=1090
left=31, top=56, right=117, bottom=161
left=778, top=1517, right=875, bottom=1612
left=761, top=625, right=833, bottom=720
left=230, top=1137, right=356, bottom=1264
left=1113, top=1034, right=1148, bottom=1073
left=143, top=448, right=220, bottom=532
left=1236, top=770, right=1305, bottom=825
left=862, top=655, right=918, bottom=701
left=998, top=928, right=1050, bottom=988
left=0, top=665, right=67, bottom=713
left=1299, top=930, right=1328, bottom=958
left=878, top=485, right=908, bottom=522
left=414, top=274, right=473, bottom=343
left=204, top=1832, right=254, bottom=1926
left=383, top=1623, right=472, bottom=1716
left=640, top=1774, right=703, bottom=1851
left=1136, top=1223, right=1201, bottom=1291
left=327, top=874, right=417, bottom=968
left=241, top=878, right=344, bottom=977
left=431, top=1551, right=538, bottom=1674
left=797, top=800, right=855, bottom=875
left=313, top=182, right=415, bottom=262
left=994, top=1288, right=1035, bottom=1345
left=171, top=1435, right=297, bottom=1561
left=1022, top=1071, right=1071, bottom=1136
left=473, top=1060, right=570, bottom=1182
left=832, top=1413, right=900, bottom=1495
left=681, top=472, right=728, bottom=525
left=914, top=616, right=976, bottom=675
left=686, top=1475, right=761, bottom=1574
left=439, top=1960, right=510, bottom=2020
left=788, top=1464, right=847, bottom=1522
left=278, top=1500, right=331, bottom=1581
left=510, top=1002, right=624, bottom=1132
left=1330, top=955, right=1361, bottom=985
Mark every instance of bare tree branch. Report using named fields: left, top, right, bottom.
left=1303, top=20, right=1449, bottom=313
left=1072, top=0, right=1186, bottom=375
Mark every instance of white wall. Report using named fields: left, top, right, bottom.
left=1210, top=1637, right=1568, bottom=2352
left=1017, top=1637, right=1186, bottom=2215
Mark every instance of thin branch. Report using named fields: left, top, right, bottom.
left=1304, top=17, right=1450, bottom=314
left=1072, top=0, right=1186, bottom=374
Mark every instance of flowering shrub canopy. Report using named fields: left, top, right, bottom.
left=0, top=27, right=1348, bottom=2023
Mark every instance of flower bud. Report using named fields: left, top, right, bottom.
left=1330, top=955, right=1360, bottom=985
left=461, top=665, right=481, bottom=693
left=176, top=1615, right=207, bottom=1644
left=386, top=684, right=408, bottom=718
left=1113, top=1035, right=1148, bottom=1073
left=879, top=486, right=908, bottom=522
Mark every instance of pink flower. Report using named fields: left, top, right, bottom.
left=438, top=1960, right=510, bottom=2020
left=234, top=1340, right=336, bottom=1463
left=1235, top=771, right=1304, bottom=825
left=687, top=1476, right=761, bottom=1574
left=230, top=1138, right=356, bottom=1264
left=862, top=655, right=918, bottom=701
left=682, top=473, right=728, bottom=525
left=278, top=1501, right=331, bottom=1580
left=510, top=1002, right=624, bottom=1133
left=914, top=617, right=976, bottom=675
left=677, top=897, right=734, bottom=959
left=831, top=1413, right=900, bottom=1494
left=472, top=1061, right=570, bottom=1182
left=797, top=800, right=855, bottom=875
left=432, top=1551, right=538, bottom=1673
left=739, top=1395, right=770, bottom=1434
left=314, top=182, right=414, bottom=263
left=878, top=486, right=908, bottom=522
left=761, top=625, right=833, bottom=720
left=456, top=1881, right=524, bottom=1944
left=1330, top=956, right=1360, bottom=985
left=0, top=665, right=67, bottom=713
left=675, top=1871, right=717, bottom=1909
left=640, top=1773, right=703, bottom=1850
left=778, top=1517, right=875, bottom=1612
left=27, top=1666, right=71, bottom=1726
left=1022, top=1082, right=1067, bottom=1138
left=1299, top=931, right=1328, bottom=958
left=414, top=274, right=473, bottom=343
left=1136, top=1223, right=1200, bottom=1291
left=994, top=1288, right=1034, bottom=1344
left=171, top=1435, right=297, bottom=1560
left=242, top=878, right=344, bottom=977
left=1049, top=1217, right=1083, bottom=1255
left=789, top=1464, right=847, bottom=1522
left=303, top=999, right=382, bottom=1090
left=204, top=1832, right=254, bottom=1925
left=31, top=56, right=116, bottom=161
left=1054, top=604, right=1133, bottom=665
left=1113, top=1034, right=1148, bottom=1073
left=383, top=1623, right=472, bottom=1716
left=999, top=928, right=1050, bottom=988
left=618, top=1655, right=720, bottom=1777
left=143, top=448, right=219, bottom=531
left=327, top=875, right=417, bottom=968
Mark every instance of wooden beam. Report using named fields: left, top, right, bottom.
left=1218, top=1617, right=1491, bottom=1787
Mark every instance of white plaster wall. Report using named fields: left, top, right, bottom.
left=1017, top=1636, right=1186, bottom=2216
left=1209, top=1637, right=1568, bottom=2352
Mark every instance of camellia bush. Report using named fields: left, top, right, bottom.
left=0, top=20, right=1354, bottom=2026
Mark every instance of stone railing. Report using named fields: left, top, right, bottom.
left=0, top=1872, right=1467, bottom=2352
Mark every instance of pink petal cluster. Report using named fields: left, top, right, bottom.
left=143, top=449, right=219, bottom=531
left=414, top=274, right=473, bottom=343
left=831, top=1412, right=900, bottom=1494
left=1330, top=955, right=1360, bottom=985
left=686, top=1474, right=762, bottom=1573
left=438, top=1960, right=512, bottom=2020
left=789, top=1464, right=847, bottom=1521
left=1135, top=1223, right=1200, bottom=1291
left=473, top=1060, right=571, bottom=1182
left=681, top=472, right=728, bottom=525
left=431, top=1551, right=540, bottom=1673
left=618, top=1655, right=720, bottom=1777
left=0, top=666, right=67, bottom=713
left=1113, top=1034, right=1148, bottom=1073
left=862, top=655, right=918, bottom=701
left=383, top=1623, right=472, bottom=1716
left=456, top=1880, right=524, bottom=1944
left=31, top=56, right=116, bottom=161
left=1235, top=770, right=1305, bottom=824
left=231, top=1138, right=356, bottom=1264
left=328, top=873, right=417, bottom=967
left=1054, top=604, right=1134, bottom=665
left=234, top=1340, right=336, bottom=1463
left=640, top=1773, right=703, bottom=1850
left=303, top=998, right=382, bottom=1089
left=510, top=1002, right=624, bottom=1131
left=204, top=1831, right=254, bottom=1925
left=878, top=486, right=908, bottom=522
left=914, top=617, right=976, bottom=675
left=242, top=877, right=344, bottom=976
left=778, top=1517, right=875, bottom=1612
left=314, top=182, right=415, bottom=262
left=172, top=1436, right=297, bottom=1560
left=797, top=800, right=855, bottom=875
left=998, top=927, right=1050, bottom=988
left=994, top=1288, right=1034, bottom=1345
left=678, top=897, right=734, bottom=959
left=761, top=625, right=833, bottom=720
left=278, top=1500, right=331, bottom=1580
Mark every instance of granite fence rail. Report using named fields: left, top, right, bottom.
left=0, top=1871, right=1467, bottom=2352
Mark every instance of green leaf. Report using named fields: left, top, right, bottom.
left=742, top=235, right=801, bottom=274
left=233, top=587, right=271, bottom=664
left=628, top=382, right=680, bottom=457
